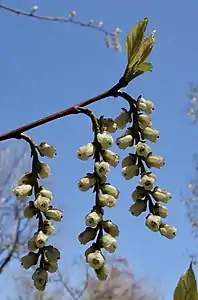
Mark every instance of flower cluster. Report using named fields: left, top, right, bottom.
left=13, top=137, right=62, bottom=291
left=115, top=95, right=176, bottom=239
left=77, top=112, right=120, bottom=280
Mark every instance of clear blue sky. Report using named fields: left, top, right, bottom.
left=0, top=0, right=198, bottom=299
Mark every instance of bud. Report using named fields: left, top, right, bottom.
left=141, top=127, right=159, bottom=143
left=87, top=250, right=105, bottom=269
left=122, top=165, right=139, bottom=180
left=38, top=162, right=51, bottom=179
left=44, top=245, right=60, bottom=261
left=131, top=187, right=146, bottom=201
left=32, top=268, right=48, bottom=291
left=146, top=155, right=165, bottom=169
left=101, top=118, right=117, bottom=133
left=85, top=211, right=102, bottom=227
left=139, top=173, right=156, bottom=190
left=28, top=236, right=38, bottom=251
left=78, top=174, right=96, bottom=191
left=77, top=143, right=95, bottom=160
left=97, top=131, right=114, bottom=149
left=30, top=6, right=39, bottom=13
left=129, top=200, right=147, bottom=216
left=42, top=220, right=55, bottom=235
left=95, top=161, right=110, bottom=177
left=95, top=264, right=108, bottom=281
left=136, top=97, right=154, bottom=114
left=114, top=110, right=131, bottom=129
left=103, top=150, right=119, bottom=167
left=85, top=244, right=98, bottom=262
left=145, top=214, right=162, bottom=232
left=18, top=173, right=35, bottom=185
left=100, top=234, right=117, bottom=253
left=24, top=202, right=38, bottom=218
left=134, top=142, right=151, bottom=158
left=101, top=184, right=119, bottom=199
left=154, top=203, right=168, bottom=218
left=159, top=224, right=177, bottom=239
left=35, top=231, right=48, bottom=248
left=116, top=135, right=133, bottom=149
left=99, top=194, right=117, bottom=207
left=21, top=252, right=38, bottom=269
left=45, top=208, right=63, bottom=221
left=13, top=184, right=32, bottom=200
left=102, top=220, right=119, bottom=237
left=152, top=188, right=171, bottom=203
left=122, top=154, right=137, bottom=167
left=138, top=114, right=152, bottom=129
left=39, top=187, right=53, bottom=200
left=38, top=142, right=56, bottom=158
left=34, top=195, right=51, bottom=212
left=78, top=227, right=97, bottom=245
left=69, top=10, right=76, bottom=17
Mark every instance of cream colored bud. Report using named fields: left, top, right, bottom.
left=103, top=150, right=119, bottom=167
left=99, top=194, right=117, bottom=207
left=129, top=200, right=147, bottom=216
left=85, top=211, right=102, bottom=227
left=24, top=202, right=38, bottom=218
left=45, top=208, right=63, bottom=221
left=134, top=142, right=151, bottom=158
left=28, top=236, right=38, bottom=251
left=159, top=224, right=176, bottom=239
left=136, top=97, right=154, bottom=114
left=77, top=143, right=95, bottom=160
left=116, top=135, right=133, bottom=149
left=139, top=173, right=156, bottom=190
left=101, top=118, right=117, bottom=133
left=34, top=195, right=51, bottom=212
left=42, top=220, right=55, bottom=235
left=100, top=234, right=117, bottom=253
left=38, top=162, right=51, bottom=179
left=97, top=131, right=114, bottom=149
left=20, top=252, right=38, bottom=269
left=85, top=244, right=98, bottom=262
left=114, top=110, right=131, bottom=129
left=13, top=184, right=32, bottom=200
left=87, top=250, right=105, bottom=269
left=154, top=203, right=168, bottom=218
left=102, top=220, right=119, bottom=237
left=95, top=264, right=108, bottom=281
left=152, top=188, right=171, bottom=203
left=38, top=142, right=56, bottom=158
left=31, top=6, right=39, bottom=13
left=146, top=155, right=165, bottom=169
left=101, top=184, right=119, bottom=199
left=95, top=161, right=110, bottom=177
left=35, top=231, right=48, bottom=248
left=131, top=187, right=146, bottom=201
left=78, top=227, right=97, bottom=245
left=78, top=175, right=96, bottom=191
left=44, top=246, right=60, bottom=261
left=122, top=165, right=139, bottom=180
left=138, top=114, right=152, bottom=129
left=122, top=154, right=137, bottom=167
left=32, top=268, right=48, bottom=291
left=141, top=127, right=159, bottom=143
left=39, top=187, right=53, bottom=200
left=145, top=214, right=162, bottom=232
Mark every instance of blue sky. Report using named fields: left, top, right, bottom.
left=0, top=0, right=198, bottom=299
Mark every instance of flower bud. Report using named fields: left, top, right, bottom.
left=38, top=142, right=56, bottom=158
left=122, top=154, right=137, bottom=167
left=152, top=188, right=171, bottom=203
left=84, top=244, right=98, bottom=262
left=134, top=142, right=151, bottom=158
left=78, top=174, right=96, bottom=191
left=87, top=250, right=105, bottom=269
left=102, top=220, right=119, bottom=237
left=138, top=114, right=152, bottom=129
left=85, top=211, right=102, bottom=227
left=21, top=252, right=38, bottom=269
left=44, top=245, right=60, bottom=261
left=159, top=224, right=176, bottom=239
left=35, top=231, right=48, bottom=248
left=77, top=143, right=95, bottom=160
left=116, top=135, right=133, bottom=149
left=13, top=184, right=32, bottom=200
left=141, top=127, right=159, bottom=143
left=145, top=214, right=162, bottom=232
left=32, top=268, right=48, bottom=291
left=38, top=162, right=51, bottom=179
left=78, top=227, right=97, bottom=245
left=154, top=203, right=168, bottom=218
left=100, top=234, right=117, bottom=253
left=136, top=97, right=154, bottom=114
left=45, top=208, right=63, bottom=221
left=95, top=161, right=110, bottom=177
left=129, top=200, right=147, bottom=216
left=103, top=150, right=119, bottom=167
left=95, top=264, right=108, bottom=281
left=139, top=173, right=156, bottom=190
left=39, top=187, right=53, bottom=200
left=101, top=118, right=117, bottom=133
left=24, top=202, right=38, bottom=218
left=42, top=220, right=55, bottom=235
left=146, top=155, right=165, bottom=169
left=34, top=195, right=51, bottom=212
left=28, top=236, right=38, bottom=251
left=99, top=194, right=117, bottom=207
left=122, top=165, right=139, bottom=180
left=97, top=131, right=114, bottom=149
left=131, top=187, right=146, bottom=201
left=114, top=110, right=131, bottom=129
left=101, top=184, right=119, bottom=199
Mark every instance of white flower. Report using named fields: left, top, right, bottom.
left=122, top=154, right=137, bottom=167
left=131, top=187, right=146, bottom=201
left=138, top=114, right=152, bottom=129
left=129, top=200, right=147, bottom=216
left=78, top=175, right=96, bottom=191
left=103, top=150, right=119, bottom=167
left=38, top=142, right=56, bottom=158
left=97, top=131, right=114, bottom=149
left=95, top=264, right=108, bottom=281
left=101, top=118, right=117, bottom=133
left=13, top=184, right=32, bottom=200
left=24, top=202, right=38, bottom=218
left=146, top=155, right=164, bottom=168
left=44, top=246, right=60, bottom=262
left=34, top=195, right=51, bottom=212
left=134, top=142, right=152, bottom=157
left=45, top=208, right=63, bottom=221
left=139, top=173, right=156, bottom=190
left=141, top=127, right=159, bottom=143
left=30, top=6, right=39, bottom=13
left=122, top=165, right=139, bottom=180
left=95, top=161, right=110, bottom=177
left=114, top=110, right=131, bottom=129
left=85, top=211, right=102, bottom=227
left=99, top=194, right=117, bottom=207
left=145, top=214, right=162, bottom=232
left=152, top=188, right=171, bottom=203
left=32, top=268, right=48, bottom=291
left=77, top=143, right=95, bottom=160
left=101, top=184, right=119, bottom=199
left=136, top=97, right=154, bottom=114
left=35, top=231, right=48, bottom=248
left=159, top=224, right=177, bottom=239
left=87, top=250, right=105, bottom=269
left=100, top=234, right=117, bottom=253
left=39, top=187, right=53, bottom=200
left=38, top=163, right=51, bottom=179
left=154, top=204, right=168, bottom=218
left=42, top=220, right=55, bottom=235
left=102, top=220, right=119, bottom=237
left=78, top=227, right=97, bottom=245
left=116, top=135, right=133, bottom=149
left=21, top=252, right=38, bottom=269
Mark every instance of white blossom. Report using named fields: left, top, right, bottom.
left=87, top=250, right=105, bottom=269
left=34, top=195, right=51, bottom=212
left=103, top=150, right=119, bottom=167
left=138, top=114, right=152, bottom=129
left=97, top=131, right=114, bottom=149
left=38, top=142, right=56, bottom=158
left=136, top=97, right=154, bottom=114
left=35, top=231, right=48, bottom=248
left=134, top=141, right=151, bottom=157
left=100, top=234, right=117, bottom=253
left=116, top=135, right=133, bottom=149
left=154, top=204, right=168, bottom=218
left=38, top=163, right=51, bottom=179
left=152, top=188, right=171, bottom=203
left=77, top=143, right=95, bottom=160
left=13, top=184, right=32, bottom=200
left=141, top=127, right=159, bottom=143
left=145, top=214, right=162, bottom=232
left=159, top=224, right=176, bottom=239
left=85, top=211, right=102, bottom=227
left=114, top=110, right=131, bottom=129
left=45, top=208, right=63, bottom=221
left=122, top=165, right=139, bottom=180
left=78, top=175, right=96, bottom=191
left=139, top=173, right=156, bottom=190
left=99, top=194, right=117, bottom=207
left=101, top=184, right=119, bottom=199
left=95, top=161, right=110, bottom=177
left=146, top=155, right=164, bottom=168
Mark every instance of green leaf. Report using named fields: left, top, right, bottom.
left=128, top=62, right=152, bottom=80
left=174, top=262, right=197, bottom=300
